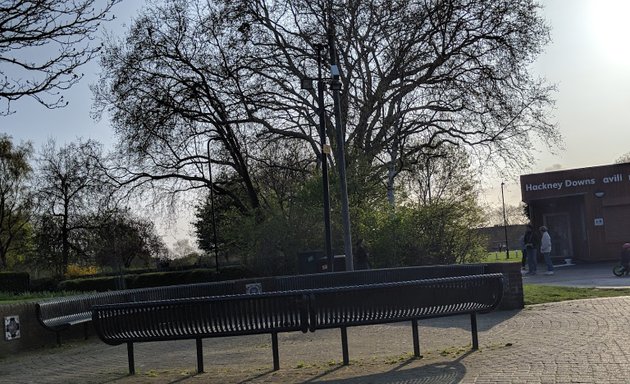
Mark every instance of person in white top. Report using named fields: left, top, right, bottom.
left=540, top=226, right=553, bottom=275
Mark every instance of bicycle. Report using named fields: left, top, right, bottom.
left=613, top=264, right=628, bottom=277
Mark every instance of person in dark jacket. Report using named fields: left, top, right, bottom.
left=523, top=224, right=540, bottom=275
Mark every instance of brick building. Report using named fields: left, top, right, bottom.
left=520, top=162, right=630, bottom=262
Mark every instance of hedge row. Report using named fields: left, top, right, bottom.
left=0, top=272, right=29, bottom=292
left=57, top=266, right=256, bottom=292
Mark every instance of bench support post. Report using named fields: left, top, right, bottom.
left=272, top=332, right=280, bottom=371
left=411, top=319, right=421, bottom=357
left=83, top=322, right=89, bottom=340
left=127, top=342, right=135, bottom=375
left=470, top=312, right=478, bottom=350
left=196, top=338, right=204, bottom=373
left=341, top=326, right=349, bottom=365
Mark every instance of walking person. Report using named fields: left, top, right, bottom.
left=523, top=224, right=538, bottom=275
left=540, top=226, right=554, bottom=275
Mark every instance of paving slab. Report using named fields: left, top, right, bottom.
left=2, top=262, right=629, bottom=383
left=2, top=295, right=630, bottom=383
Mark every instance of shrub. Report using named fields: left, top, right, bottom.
left=0, top=272, right=30, bottom=293
left=30, top=277, right=60, bottom=292
left=64, top=264, right=99, bottom=279
left=58, top=276, right=117, bottom=292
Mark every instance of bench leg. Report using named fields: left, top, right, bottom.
left=83, top=322, right=89, bottom=340
left=272, top=332, right=280, bottom=371
left=341, top=327, right=349, bottom=365
left=470, top=312, right=479, bottom=350
left=412, top=319, right=421, bottom=357
left=56, top=331, right=61, bottom=346
left=127, top=342, right=135, bottom=375
left=196, top=338, right=204, bottom=373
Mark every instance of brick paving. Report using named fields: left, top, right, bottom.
left=2, top=263, right=630, bottom=383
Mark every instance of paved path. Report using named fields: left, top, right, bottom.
left=522, top=261, right=630, bottom=288
left=2, top=263, right=630, bottom=383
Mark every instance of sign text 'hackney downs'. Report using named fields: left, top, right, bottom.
left=524, top=173, right=625, bottom=192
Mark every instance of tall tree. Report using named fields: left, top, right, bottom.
left=36, top=139, right=114, bottom=273
left=89, top=209, right=166, bottom=269
left=94, top=0, right=559, bottom=263
left=0, top=0, right=120, bottom=114
left=94, top=0, right=557, bottom=204
left=0, top=135, right=33, bottom=269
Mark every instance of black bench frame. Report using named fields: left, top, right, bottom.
left=91, top=273, right=504, bottom=374
left=36, top=263, right=487, bottom=344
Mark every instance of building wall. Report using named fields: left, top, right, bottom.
left=521, top=163, right=630, bottom=262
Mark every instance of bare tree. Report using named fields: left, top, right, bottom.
left=0, top=0, right=120, bottom=114
left=94, top=0, right=557, bottom=205
left=35, top=139, right=114, bottom=273
left=90, top=209, right=166, bottom=269
left=0, top=135, right=33, bottom=269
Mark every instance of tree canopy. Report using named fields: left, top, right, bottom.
left=94, top=0, right=558, bottom=211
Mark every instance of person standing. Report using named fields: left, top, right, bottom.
left=540, top=226, right=554, bottom=275
left=523, top=224, right=538, bottom=275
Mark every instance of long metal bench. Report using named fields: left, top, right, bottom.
left=36, top=263, right=488, bottom=344
left=306, top=273, right=505, bottom=364
left=91, top=273, right=503, bottom=374
left=92, top=291, right=309, bottom=374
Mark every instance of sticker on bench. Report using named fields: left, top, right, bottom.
left=246, top=283, right=263, bottom=294
left=4, top=316, right=20, bottom=341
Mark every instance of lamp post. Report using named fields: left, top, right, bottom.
left=301, top=45, right=334, bottom=271
left=501, top=182, right=509, bottom=259
left=327, top=12, right=353, bottom=271
left=206, top=140, right=220, bottom=272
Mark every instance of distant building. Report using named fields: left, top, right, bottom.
left=521, top=162, right=630, bottom=262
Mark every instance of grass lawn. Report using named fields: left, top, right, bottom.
left=524, top=284, right=630, bottom=305
left=483, top=250, right=523, bottom=263
left=0, top=291, right=85, bottom=304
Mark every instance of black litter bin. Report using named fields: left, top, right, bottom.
left=298, top=251, right=324, bottom=274
left=319, top=255, right=346, bottom=272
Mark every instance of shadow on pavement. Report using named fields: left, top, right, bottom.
left=307, top=352, right=470, bottom=384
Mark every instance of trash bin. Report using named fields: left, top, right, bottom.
left=319, top=255, right=346, bottom=272
left=298, top=250, right=324, bottom=274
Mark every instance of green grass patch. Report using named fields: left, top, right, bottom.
left=0, top=291, right=89, bottom=304
left=524, top=284, right=630, bottom=305
left=482, top=250, right=523, bottom=263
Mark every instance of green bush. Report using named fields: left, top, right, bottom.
left=30, top=277, right=60, bottom=292
left=0, top=272, right=30, bottom=293
left=129, top=270, right=214, bottom=288
left=58, top=276, right=117, bottom=292
left=211, top=265, right=258, bottom=281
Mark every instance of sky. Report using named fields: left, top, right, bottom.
left=2, top=0, right=630, bottom=240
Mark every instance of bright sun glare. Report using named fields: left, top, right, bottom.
left=586, top=0, right=630, bottom=65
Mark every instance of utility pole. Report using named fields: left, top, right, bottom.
left=207, top=139, right=220, bottom=272
left=315, top=44, right=334, bottom=271
left=501, top=182, right=510, bottom=259
left=327, top=9, right=353, bottom=271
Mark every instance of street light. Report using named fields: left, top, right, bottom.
left=206, top=140, right=220, bottom=272
left=501, top=182, right=510, bottom=259
left=327, top=13, right=353, bottom=271
left=301, top=44, right=334, bottom=271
